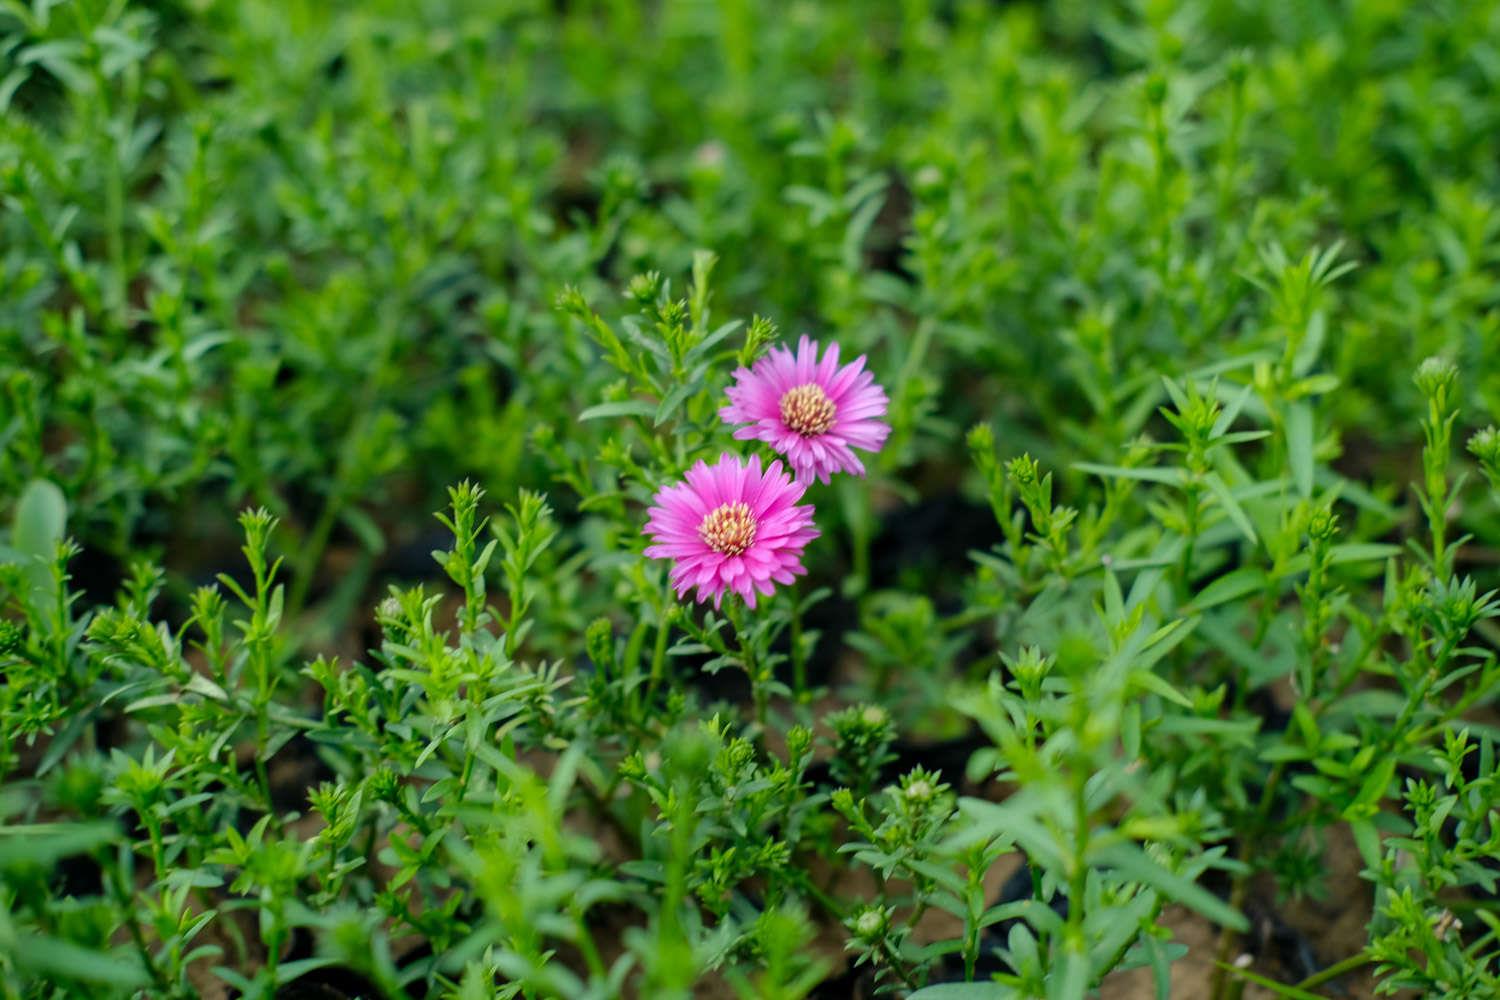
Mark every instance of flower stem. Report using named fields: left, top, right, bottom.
left=727, top=602, right=768, bottom=731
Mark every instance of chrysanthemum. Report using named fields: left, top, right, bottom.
left=644, top=453, right=819, bottom=609
left=719, top=336, right=890, bottom=484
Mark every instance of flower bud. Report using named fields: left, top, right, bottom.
left=1006, top=453, right=1039, bottom=487
left=585, top=617, right=615, bottom=671
left=1414, top=356, right=1458, bottom=404
left=966, top=422, right=995, bottom=457
left=1306, top=506, right=1339, bottom=543
left=626, top=271, right=662, bottom=305
left=851, top=906, right=887, bottom=941
left=0, top=620, right=22, bottom=656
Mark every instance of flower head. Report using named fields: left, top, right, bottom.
left=644, top=453, right=818, bottom=609
left=719, top=336, right=890, bottom=484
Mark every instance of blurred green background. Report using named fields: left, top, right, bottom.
left=3, top=0, right=1499, bottom=640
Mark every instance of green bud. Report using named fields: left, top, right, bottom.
left=366, top=767, right=401, bottom=803
left=966, top=422, right=995, bottom=458
left=585, top=617, right=615, bottom=672
left=52, top=761, right=104, bottom=814
left=912, top=163, right=945, bottom=195
left=1227, top=50, right=1250, bottom=86
left=0, top=620, right=23, bottom=656
left=1006, top=453, right=1039, bottom=487
left=657, top=298, right=688, bottom=329
left=851, top=906, right=888, bottom=940
left=691, top=140, right=727, bottom=176
left=1306, top=506, right=1340, bottom=543
left=1414, top=356, right=1458, bottom=403
left=626, top=271, right=662, bottom=304
left=785, top=724, right=814, bottom=762
left=1007, top=645, right=1053, bottom=687
left=1467, top=426, right=1500, bottom=487
left=554, top=285, right=590, bottom=316
left=903, top=776, right=934, bottom=804
left=598, top=154, right=645, bottom=199
left=1145, top=72, right=1168, bottom=105
left=742, top=315, right=778, bottom=362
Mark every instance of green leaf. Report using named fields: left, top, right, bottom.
left=1130, top=669, right=1193, bottom=708
left=1160, top=375, right=1191, bottom=414
left=1348, top=818, right=1382, bottom=870
left=0, top=67, right=30, bottom=113
left=1214, top=962, right=1331, bottom=999
left=1210, top=383, right=1255, bottom=437
left=35, top=708, right=96, bottom=777
left=1292, top=310, right=1326, bottom=377
left=687, top=319, right=744, bottom=360
left=13, top=935, right=146, bottom=987
left=1189, top=567, right=1268, bottom=612
left=11, top=478, right=66, bottom=598
left=1092, top=842, right=1248, bottom=931
left=1073, top=463, right=1184, bottom=486
left=1146, top=935, right=1172, bottom=1000
left=1342, top=755, right=1397, bottom=818
left=339, top=506, right=386, bottom=553
left=654, top=381, right=697, bottom=425
left=1280, top=543, right=1400, bottom=576
left=1203, top=471, right=1258, bottom=544
left=578, top=399, right=657, bottom=421
left=1327, top=543, right=1401, bottom=565
left=908, top=985, right=1015, bottom=1000
left=275, top=957, right=338, bottom=985
left=1285, top=401, right=1315, bottom=498
left=0, top=820, right=118, bottom=866
left=185, top=672, right=229, bottom=701
left=1047, top=935, right=1090, bottom=1000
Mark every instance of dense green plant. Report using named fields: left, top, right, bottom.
left=3, top=0, right=1500, bottom=998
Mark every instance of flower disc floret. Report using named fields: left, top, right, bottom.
left=720, top=335, right=891, bottom=484
left=644, top=453, right=819, bottom=609
left=779, top=383, right=837, bottom=436
left=699, top=501, right=756, bottom=555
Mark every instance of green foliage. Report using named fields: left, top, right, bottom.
left=3, top=0, right=1500, bottom=998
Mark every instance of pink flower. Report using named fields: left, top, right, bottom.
left=719, top=336, right=890, bottom=484
left=644, top=453, right=819, bottom=609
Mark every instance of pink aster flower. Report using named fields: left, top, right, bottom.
left=719, top=336, right=890, bottom=484
left=644, top=453, right=819, bottom=609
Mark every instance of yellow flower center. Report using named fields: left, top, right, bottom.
left=698, top=501, right=757, bottom=556
left=779, top=383, right=836, bottom=436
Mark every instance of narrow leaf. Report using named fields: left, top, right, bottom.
left=1093, top=843, right=1248, bottom=931
left=1203, top=471, right=1258, bottom=544
left=1285, top=401, right=1315, bottom=498
left=578, top=399, right=657, bottom=422
left=1189, top=567, right=1268, bottom=612
left=1214, top=962, right=1330, bottom=1000
left=1073, top=463, right=1184, bottom=486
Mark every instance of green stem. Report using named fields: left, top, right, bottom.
left=1096, top=897, right=1165, bottom=986
left=1177, top=480, right=1202, bottom=599
left=110, top=861, right=171, bottom=994
left=644, top=607, right=671, bottom=711
left=878, top=937, right=921, bottom=991
left=1211, top=760, right=1286, bottom=1000
left=790, top=595, right=807, bottom=702
left=728, top=603, right=768, bottom=731
left=572, top=910, right=608, bottom=982
left=1066, top=764, right=1090, bottom=952
left=1294, top=950, right=1373, bottom=991
left=286, top=492, right=342, bottom=619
